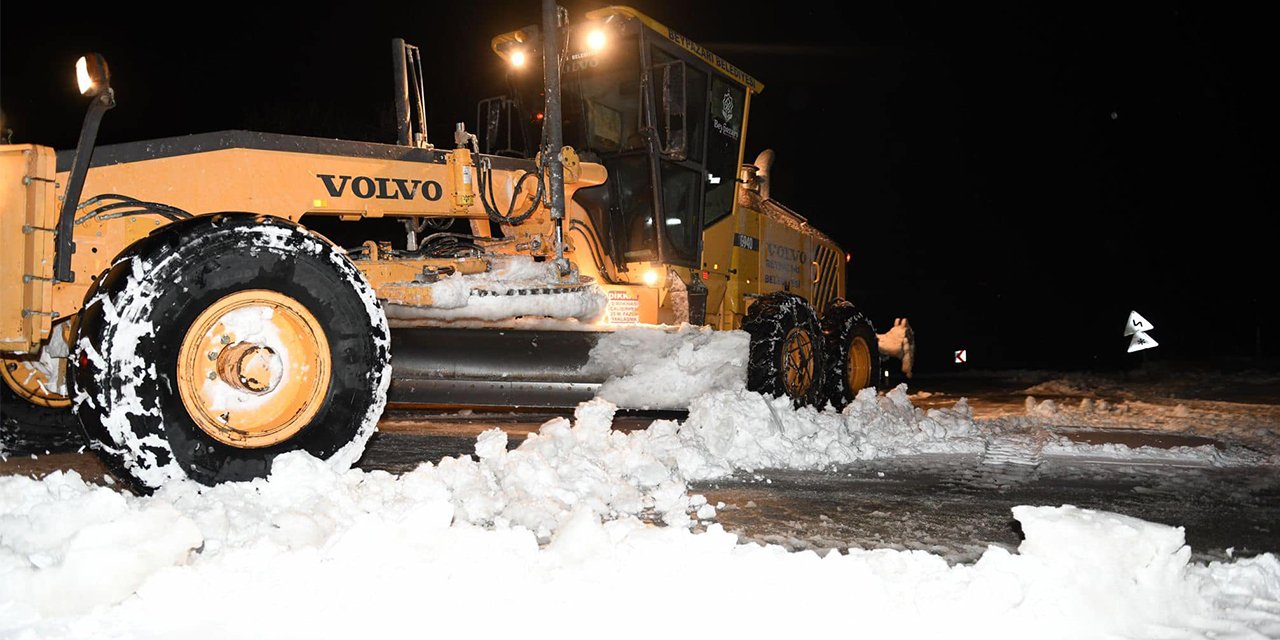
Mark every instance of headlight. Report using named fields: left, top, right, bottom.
left=510, top=50, right=527, bottom=68
left=641, top=269, right=660, bottom=287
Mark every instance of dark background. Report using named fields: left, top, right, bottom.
left=3, top=2, right=1276, bottom=373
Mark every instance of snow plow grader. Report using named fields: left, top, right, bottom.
left=0, top=4, right=912, bottom=490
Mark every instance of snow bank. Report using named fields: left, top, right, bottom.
left=2, top=463, right=1277, bottom=639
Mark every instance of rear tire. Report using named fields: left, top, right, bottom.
left=1, top=380, right=82, bottom=455
left=742, top=292, right=825, bottom=408
left=71, top=214, right=390, bottom=490
left=820, top=299, right=882, bottom=411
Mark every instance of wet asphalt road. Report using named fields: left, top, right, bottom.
left=693, top=456, right=1280, bottom=563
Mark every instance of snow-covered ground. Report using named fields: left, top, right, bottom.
left=906, top=366, right=1280, bottom=455
left=3, top=328, right=1279, bottom=638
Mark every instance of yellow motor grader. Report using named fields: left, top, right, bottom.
left=0, top=5, right=912, bottom=489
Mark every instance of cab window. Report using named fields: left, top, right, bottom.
left=704, top=77, right=745, bottom=227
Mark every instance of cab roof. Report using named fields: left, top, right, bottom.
left=491, top=5, right=765, bottom=94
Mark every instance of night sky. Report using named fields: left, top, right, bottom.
left=3, top=2, right=1276, bottom=373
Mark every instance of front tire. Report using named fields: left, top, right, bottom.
left=742, top=292, right=825, bottom=408
left=820, top=299, right=882, bottom=411
left=71, top=215, right=390, bottom=490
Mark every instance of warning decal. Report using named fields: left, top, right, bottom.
left=605, top=290, right=641, bottom=325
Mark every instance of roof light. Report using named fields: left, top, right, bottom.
left=75, top=54, right=110, bottom=97
left=587, top=29, right=607, bottom=51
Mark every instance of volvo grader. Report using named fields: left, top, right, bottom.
left=0, top=4, right=913, bottom=490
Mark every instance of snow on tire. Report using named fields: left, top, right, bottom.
left=820, top=299, right=882, bottom=411
left=71, top=214, right=390, bottom=491
left=741, top=292, right=826, bottom=408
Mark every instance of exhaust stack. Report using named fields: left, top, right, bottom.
left=753, top=149, right=774, bottom=200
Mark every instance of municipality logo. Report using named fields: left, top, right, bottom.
left=721, top=91, right=734, bottom=121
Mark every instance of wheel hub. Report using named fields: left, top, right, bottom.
left=177, top=290, right=331, bottom=448
left=215, top=343, right=282, bottom=394
left=847, top=335, right=872, bottom=390
left=782, top=327, right=816, bottom=397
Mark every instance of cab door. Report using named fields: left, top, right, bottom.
left=644, top=42, right=709, bottom=269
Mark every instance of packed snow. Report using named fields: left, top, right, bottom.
left=382, top=255, right=607, bottom=322
left=587, top=324, right=750, bottom=409
left=5, top=326, right=1279, bottom=637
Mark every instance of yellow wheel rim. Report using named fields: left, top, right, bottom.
left=782, top=327, right=816, bottom=397
left=176, top=290, right=331, bottom=448
left=1, top=355, right=71, bottom=408
left=847, top=335, right=873, bottom=391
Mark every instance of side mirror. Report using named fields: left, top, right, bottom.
left=76, top=54, right=112, bottom=98
left=653, top=60, right=687, bottom=160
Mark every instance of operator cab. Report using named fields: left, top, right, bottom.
left=485, top=6, right=762, bottom=272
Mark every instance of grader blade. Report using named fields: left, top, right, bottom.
left=387, top=327, right=608, bottom=408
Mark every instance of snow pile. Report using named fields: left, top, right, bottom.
left=433, top=401, right=696, bottom=534
left=1005, top=505, right=1195, bottom=630
left=2, top=465, right=1277, bottom=638
left=643, top=386, right=985, bottom=481
left=1024, top=378, right=1103, bottom=397
left=382, top=255, right=607, bottom=322
left=589, top=325, right=749, bottom=408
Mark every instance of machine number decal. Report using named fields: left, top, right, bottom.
left=733, top=233, right=759, bottom=251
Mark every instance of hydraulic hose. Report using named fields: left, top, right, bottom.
left=477, top=155, right=544, bottom=225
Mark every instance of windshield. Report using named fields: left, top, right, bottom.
left=509, top=35, right=646, bottom=157
left=509, top=30, right=711, bottom=269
